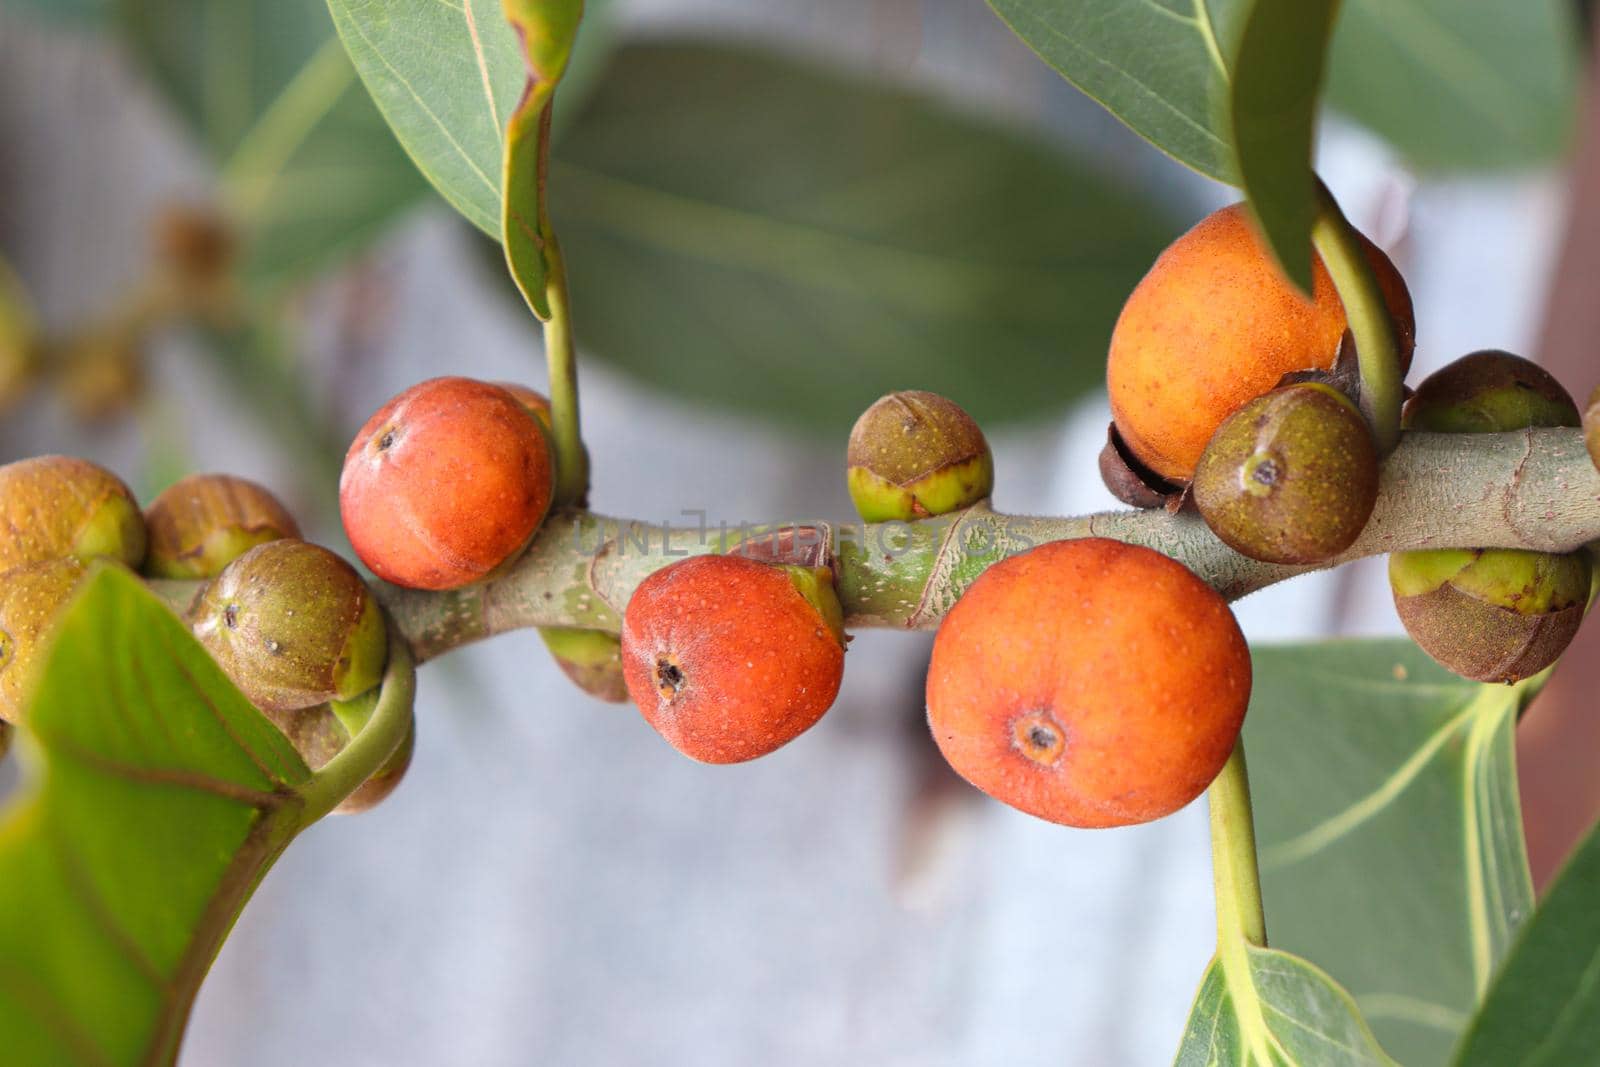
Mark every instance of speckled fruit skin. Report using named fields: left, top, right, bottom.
left=191, top=540, right=387, bottom=713
left=621, top=554, right=846, bottom=764
left=1108, top=203, right=1414, bottom=483
left=1192, top=382, right=1378, bottom=565
left=926, top=538, right=1251, bottom=828
left=143, top=473, right=301, bottom=579
left=1404, top=350, right=1578, bottom=432
left=0, top=455, right=146, bottom=573
left=340, top=377, right=554, bottom=591
left=846, top=391, right=993, bottom=522
left=0, top=557, right=87, bottom=724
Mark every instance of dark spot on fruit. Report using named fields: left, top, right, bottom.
left=223, top=604, right=239, bottom=630
left=1251, top=457, right=1282, bottom=488
left=655, top=657, right=685, bottom=701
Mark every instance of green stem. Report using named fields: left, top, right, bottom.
left=1210, top=739, right=1267, bottom=949
left=1311, top=183, right=1404, bottom=454
left=536, top=104, right=588, bottom=507
left=297, top=629, right=416, bottom=822
left=542, top=237, right=588, bottom=506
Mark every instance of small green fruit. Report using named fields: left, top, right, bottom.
left=264, top=689, right=415, bottom=815
left=0, top=557, right=88, bottom=723
left=538, top=627, right=628, bottom=703
left=1584, top=384, right=1599, bottom=474
left=1403, top=350, right=1578, bottom=432
left=0, top=456, right=146, bottom=573
left=144, top=473, right=301, bottom=579
left=847, top=391, right=993, bottom=522
left=1391, top=350, right=1585, bottom=681
left=1389, top=549, right=1590, bottom=683
left=1193, top=382, right=1377, bottom=564
left=192, top=540, right=387, bottom=713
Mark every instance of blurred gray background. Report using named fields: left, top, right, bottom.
left=0, top=1, right=1576, bottom=1064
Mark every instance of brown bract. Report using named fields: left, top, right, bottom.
left=925, top=538, right=1251, bottom=828
left=340, top=377, right=554, bottom=591
left=620, top=554, right=845, bottom=764
left=1107, top=202, right=1413, bottom=483
left=144, top=473, right=301, bottom=579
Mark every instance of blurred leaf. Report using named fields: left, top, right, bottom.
left=1453, top=815, right=1600, bottom=1064
left=986, top=1, right=1578, bottom=182
left=201, top=317, right=346, bottom=489
left=1326, top=1, right=1581, bottom=172
left=500, top=0, right=585, bottom=320
left=552, top=42, right=1179, bottom=431
left=0, top=567, right=312, bottom=1065
left=1176, top=947, right=1396, bottom=1065
left=1, top=0, right=109, bottom=22
left=1230, top=0, right=1339, bottom=292
left=326, top=0, right=614, bottom=240
left=116, top=0, right=427, bottom=286
left=984, top=0, right=1246, bottom=182
left=1246, top=642, right=1534, bottom=1067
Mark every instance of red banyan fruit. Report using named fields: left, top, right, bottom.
left=1107, top=202, right=1414, bottom=484
left=620, top=554, right=846, bottom=764
left=926, top=538, right=1252, bottom=828
left=340, top=377, right=554, bottom=591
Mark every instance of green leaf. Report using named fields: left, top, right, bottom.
left=500, top=0, right=585, bottom=320
left=550, top=42, right=1180, bottom=431
left=1245, top=641, right=1535, bottom=1067
left=1176, top=946, right=1397, bottom=1065
left=327, top=0, right=524, bottom=237
left=326, top=0, right=614, bottom=241
left=1229, top=0, right=1339, bottom=292
left=1325, top=0, right=1581, bottom=173
left=983, top=0, right=1246, bottom=183
left=0, top=566, right=413, bottom=1063
left=116, top=0, right=427, bottom=286
left=0, top=567, right=312, bottom=1065
left=1453, top=815, right=1600, bottom=1064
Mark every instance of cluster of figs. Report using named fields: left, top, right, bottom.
left=1, top=201, right=1598, bottom=830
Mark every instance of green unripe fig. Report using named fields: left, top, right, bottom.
left=1389, top=549, right=1590, bottom=683
left=1389, top=350, right=1585, bottom=681
left=1193, top=382, right=1378, bottom=564
left=191, top=540, right=387, bottom=713
left=0, top=456, right=146, bottom=573
left=265, top=690, right=415, bottom=815
left=1403, top=350, right=1578, bottom=432
left=144, top=473, right=302, bottom=579
left=1584, top=384, right=1599, bottom=474
left=538, top=627, right=628, bottom=703
left=0, top=557, right=88, bottom=724
left=847, top=391, right=993, bottom=522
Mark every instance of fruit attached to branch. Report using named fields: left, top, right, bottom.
left=143, top=473, right=301, bottom=579
left=340, top=377, right=554, bottom=591
left=1107, top=203, right=1413, bottom=483
left=620, top=554, right=846, bottom=764
left=1388, top=351, right=1588, bottom=682
left=1193, top=382, right=1378, bottom=564
left=191, top=540, right=388, bottom=713
left=0, top=456, right=146, bottom=573
left=847, top=391, right=993, bottom=521
left=925, top=538, right=1251, bottom=827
